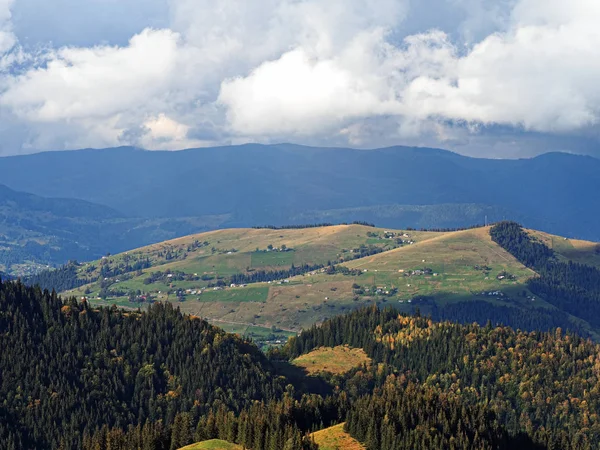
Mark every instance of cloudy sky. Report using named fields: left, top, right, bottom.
left=0, top=0, right=599, bottom=158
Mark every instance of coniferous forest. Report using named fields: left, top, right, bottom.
left=2, top=222, right=600, bottom=449
left=491, top=221, right=600, bottom=328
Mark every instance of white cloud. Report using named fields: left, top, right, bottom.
left=217, top=0, right=600, bottom=141
left=219, top=31, right=399, bottom=136
left=0, top=0, right=16, bottom=54
left=136, top=113, right=206, bottom=150
left=2, top=29, right=180, bottom=121
left=0, top=0, right=600, bottom=155
left=403, top=0, right=600, bottom=132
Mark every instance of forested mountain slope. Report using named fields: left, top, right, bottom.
left=0, top=280, right=286, bottom=449
left=4, top=274, right=600, bottom=449
left=283, top=307, right=600, bottom=449
left=491, top=222, right=600, bottom=330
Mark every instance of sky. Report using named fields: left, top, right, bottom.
left=0, top=0, right=599, bottom=158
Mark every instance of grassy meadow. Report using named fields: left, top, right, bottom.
left=310, top=423, right=365, bottom=450
left=63, top=224, right=600, bottom=343
left=292, top=346, right=371, bottom=375
left=179, top=440, right=242, bottom=450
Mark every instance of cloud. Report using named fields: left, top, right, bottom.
left=219, top=31, right=399, bottom=136
left=217, top=0, right=600, bottom=143
left=402, top=0, right=600, bottom=132
left=3, top=29, right=180, bottom=121
left=0, top=0, right=599, bottom=156
left=0, top=0, right=16, bottom=54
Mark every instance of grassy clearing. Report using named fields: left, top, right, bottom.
left=169, top=253, right=253, bottom=276
left=343, top=227, right=535, bottom=300
left=311, top=423, right=365, bottom=450
left=197, top=286, right=269, bottom=303
left=179, top=440, right=242, bottom=450
left=250, top=250, right=296, bottom=268
left=293, top=345, right=371, bottom=375
left=175, top=279, right=362, bottom=333
left=528, top=229, right=600, bottom=268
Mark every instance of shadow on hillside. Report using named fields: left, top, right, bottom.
left=271, top=361, right=333, bottom=397
left=505, top=433, right=547, bottom=450
left=396, top=289, right=593, bottom=338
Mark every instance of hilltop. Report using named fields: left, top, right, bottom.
left=49, top=223, right=600, bottom=343
left=60, top=223, right=412, bottom=341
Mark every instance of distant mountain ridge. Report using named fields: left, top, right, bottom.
left=0, top=183, right=228, bottom=276
left=0, top=183, right=120, bottom=218
left=1, top=144, right=599, bottom=275
left=0, top=144, right=598, bottom=242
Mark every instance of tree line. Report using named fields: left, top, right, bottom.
left=491, top=221, right=600, bottom=329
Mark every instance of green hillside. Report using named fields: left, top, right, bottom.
left=62, top=225, right=437, bottom=336
left=55, top=224, right=600, bottom=343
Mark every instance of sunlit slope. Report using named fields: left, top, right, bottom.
left=69, top=225, right=599, bottom=337
left=67, top=225, right=442, bottom=333
left=311, top=423, right=365, bottom=450
left=341, top=227, right=535, bottom=300
left=178, top=440, right=242, bottom=450
left=292, top=345, right=371, bottom=375
left=527, top=229, right=600, bottom=268
left=72, top=224, right=434, bottom=284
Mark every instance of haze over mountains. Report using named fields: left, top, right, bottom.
left=1, top=143, right=599, bottom=274
left=0, top=183, right=222, bottom=276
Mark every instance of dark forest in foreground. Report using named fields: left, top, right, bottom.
left=2, top=266, right=600, bottom=449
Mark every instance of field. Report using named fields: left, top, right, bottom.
left=66, top=225, right=431, bottom=330
left=179, top=440, right=242, bottom=450
left=343, top=227, right=536, bottom=303
left=311, top=423, right=365, bottom=450
left=292, top=346, right=371, bottom=375
left=64, top=224, right=600, bottom=342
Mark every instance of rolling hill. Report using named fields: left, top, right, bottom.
left=1, top=144, right=599, bottom=241
left=55, top=223, right=600, bottom=344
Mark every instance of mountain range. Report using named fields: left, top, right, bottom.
left=1, top=143, right=599, bottom=274
left=0, top=183, right=224, bottom=276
